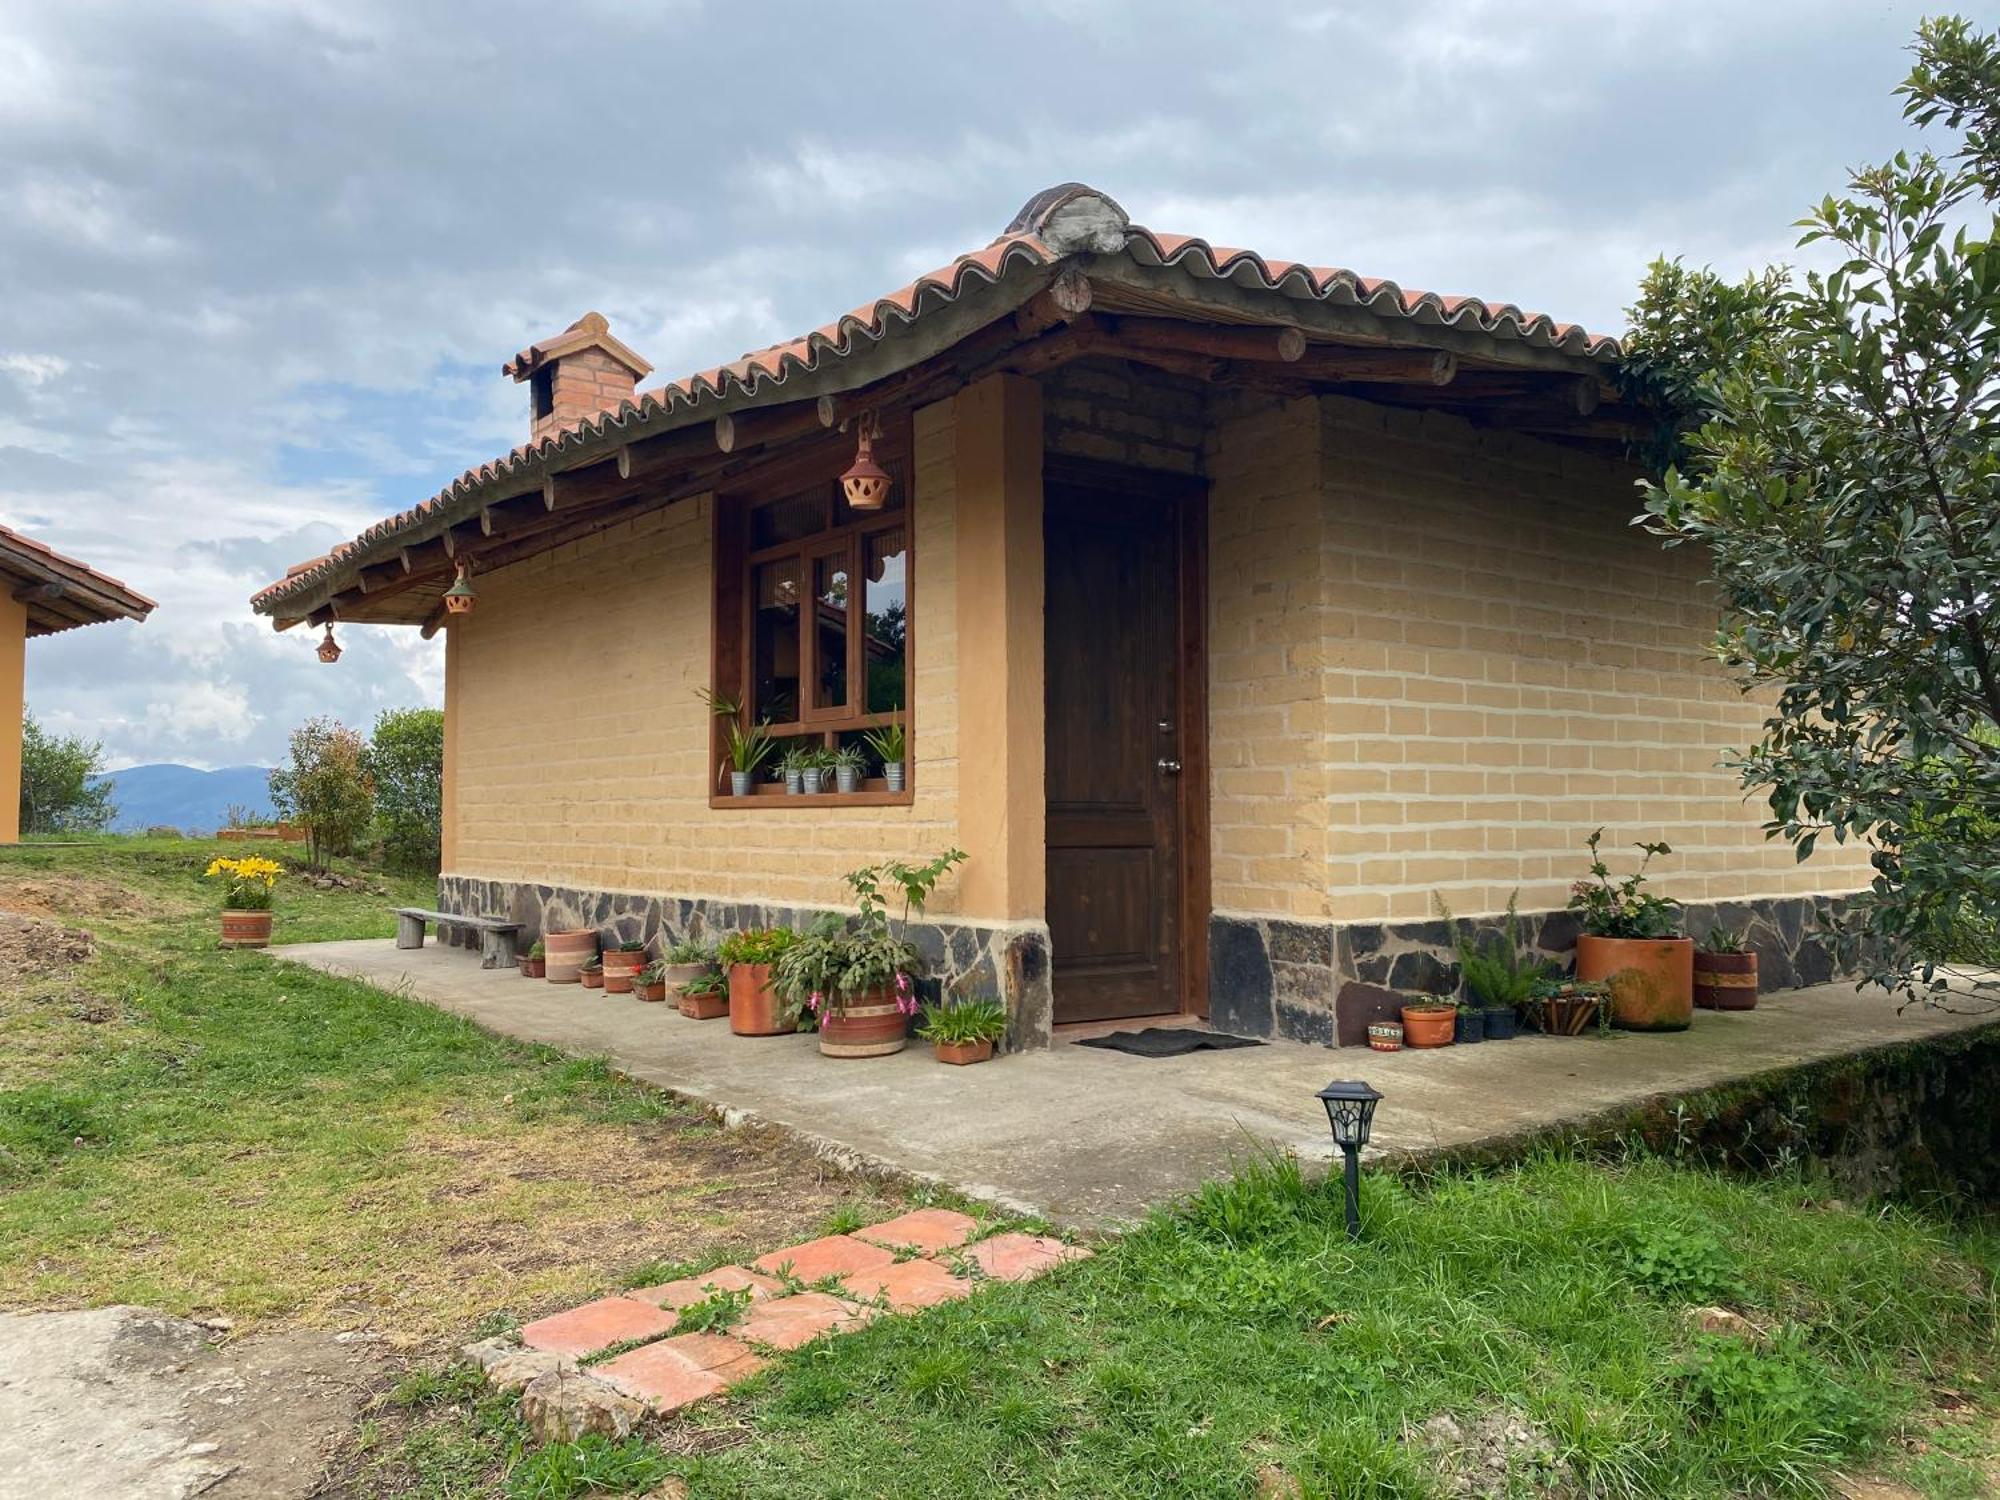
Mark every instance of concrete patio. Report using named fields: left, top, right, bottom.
left=272, top=938, right=1997, bottom=1227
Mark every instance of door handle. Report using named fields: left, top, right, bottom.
left=1156, top=758, right=1182, bottom=775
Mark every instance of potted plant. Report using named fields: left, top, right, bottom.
left=832, top=744, right=867, bottom=795
left=543, top=929, right=597, bottom=984
left=580, top=957, right=605, bottom=990
left=519, top=939, right=546, bottom=980
left=773, top=848, right=967, bottom=1059
left=1695, top=924, right=1759, bottom=1011
left=678, top=967, right=731, bottom=1020
left=865, top=719, right=907, bottom=794
left=206, top=855, right=280, bottom=948
left=800, top=746, right=833, bottom=796
left=717, top=928, right=799, bottom=1035
left=915, top=994, right=1007, bottom=1065
left=661, top=936, right=715, bottom=994
left=636, top=959, right=669, bottom=1002
left=1454, top=1001, right=1485, bottom=1045
left=1399, top=994, right=1456, bottom=1048
left=778, top=743, right=811, bottom=796
left=1440, top=892, right=1554, bottom=1042
left=1568, top=829, right=1694, bottom=1031
left=721, top=719, right=774, bottom=798
left=602, top=939, right=647, bottom=994
left=1367, top=1021, right=1404, bottom=1052
left=1524, top=978, right=1610, bottom=1036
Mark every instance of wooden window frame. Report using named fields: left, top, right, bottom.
left=709, top=417, right=915, bottom=808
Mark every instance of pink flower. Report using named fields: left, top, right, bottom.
left=808, top=990, right=824, bottom=1013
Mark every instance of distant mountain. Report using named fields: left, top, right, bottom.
left=93, top=764, right=277, bottom=835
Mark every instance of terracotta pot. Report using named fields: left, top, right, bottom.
left=637, top=979, right=668, bottom=1002
left=679, top=989, right=731, bottom=1020
left=544, top=930, right=596, bottom=985
left=219, top=909, right=272, bottom=949
left=519, top=957, right=546, bottom=979
left=1695, top=950, right=1759, bottom=1011
left=603, top=947, right=647, bottom=979
left=603, top=970, right=634, bottom=995
left=1576, top=935, right=1695, bottom=1031
left=935, top=1038, right=993, bottom=1066
left=1400, top=1004, right=1456, bottom=1048
left=1367, top=1022, right=1403, bottom=1053
left=727, top=964, right=789, bottom=1036
left=580, top=967, right=604, bottom=990
left=819, top=989, right=909, bottom=1058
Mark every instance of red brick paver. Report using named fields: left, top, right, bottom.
left=838, top=1257, right=975, bottom=1311
left=963, top=1233, right=1094, bottom=1283
left=853, top=1207, right=981, bottom=1254
left=750, top=1234, right=896, bottom=1283
left=733, top=1292, right=875, bottom=1351
left=628, top=1264, right=782, bottom=1311
left=595, top=1332, right=765, bottom=1413
left=519, top=1296, right=678, bottom=1358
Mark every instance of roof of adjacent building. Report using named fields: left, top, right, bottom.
left=253, top=182, right=1626, bottom=621
left=0, top=525, right=156, bottom=637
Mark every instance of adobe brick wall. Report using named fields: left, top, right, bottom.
left=445, top=399, right=965, bottom=912
left=1042, top=358, right=1205, bottom=473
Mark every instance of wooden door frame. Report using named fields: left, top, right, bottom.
left=1042, top=455, right=1211, bottom=1020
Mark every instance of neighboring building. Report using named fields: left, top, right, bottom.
left=252, top=184, right=1872, bottom=1047
left=0, top=525, right=155, bottom=841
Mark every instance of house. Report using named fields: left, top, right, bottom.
left=0, top=525, right=155, bottom=841
left=251, top=184, right=1872, bottom=1048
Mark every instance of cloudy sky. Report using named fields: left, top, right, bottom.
left=1, top=0, right=1938, bottom=769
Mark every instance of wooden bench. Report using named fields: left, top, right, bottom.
left=392, top=907, right=523, bottom=969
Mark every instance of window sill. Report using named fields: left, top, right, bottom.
left=709, top=784, right=914, bottom=811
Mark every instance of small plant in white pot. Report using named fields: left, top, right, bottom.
left=832, top=744, right=867, bottom=795
left=800, top=746, right=833, bottom=795
left=866, top=719, right=907, bottom=793
left=778, top=743, right=811, bottom=795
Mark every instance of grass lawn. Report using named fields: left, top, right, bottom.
left=0, top=837, right=893, bottom=1341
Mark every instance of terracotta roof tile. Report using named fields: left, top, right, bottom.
left=253, top=183, right=1621, bottom=613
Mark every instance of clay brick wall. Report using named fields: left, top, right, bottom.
left=1205, top=391, right=1875, bottom=926
left=445, top=399, right=965, bottom=913
left=534, top=347, right=639, bottom=445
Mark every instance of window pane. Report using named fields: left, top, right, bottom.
left=753, top=558, right=800, bottom=723
left=863, top=529, right=907, bottom=714
left=812, top=552, right=849, bottom=711
left=752, top=486, right=828, bottom=549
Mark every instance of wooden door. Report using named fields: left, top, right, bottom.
left=1044, top=478, right=1191, bottom=1023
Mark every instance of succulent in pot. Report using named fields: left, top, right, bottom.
left=1399, top=993, right=1457, bottom=1048
left=717, top=927, right=799, bottom=1035
left=915, top=993, right=1007, bottom=1065
left=677, top=966, right=731, bottom=1020
left=773, top=848, right=967, bottom=1059
left=1694, top=923, right=1759, bottom=1011
left=1568, top=829, right=1693, bottom=1031
left=519, top=938, right=547, bottom=980
left=831, top=744, right=868, bottom=795
left=865, top=719, right=907, bottom=794
left=1524, top=977, right=1611, bottom=1036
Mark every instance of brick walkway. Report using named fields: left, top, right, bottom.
left=514, top=1209, right=1089, bottom=1414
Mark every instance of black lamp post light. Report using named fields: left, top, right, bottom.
left=1316, top=1079, right=1382, bottom=1241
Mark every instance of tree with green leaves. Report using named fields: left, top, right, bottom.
left=19, top=711, right=116, bottom=835
left=267, top=715, right=375, bottom=868
left=1628, top=15, right=2000, bottom=1003
left=366, top=707, right=443, bottom=872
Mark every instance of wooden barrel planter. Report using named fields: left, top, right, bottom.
left=544, top=930, right=596, bottom=984
left=818, top=990, right=909, bottom=1058
left=1575, top=936, right=1695, bottom=1031
left=219, top=910, right=272, bottom=949
left=728, top=963, right=789, bottom=1036
left=1694, top=950, right=1759, bottom=1010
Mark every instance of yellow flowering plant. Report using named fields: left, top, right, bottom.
left=205, top=855, right=282, bottom=911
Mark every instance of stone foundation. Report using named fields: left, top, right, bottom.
left=1210, top=893, right=1867, bottom=1047
left=437, top=875, right=1055, bottom=1051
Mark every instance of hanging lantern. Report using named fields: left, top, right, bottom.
left=840, top=414, right=892, bottom=512
left=316, top=623, right=343, bottom=664
left=442, top=561, right=477, bottom=616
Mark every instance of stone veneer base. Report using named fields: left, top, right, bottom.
left=437, top=875, right=1054, bottom=1052
left=1210, top=894, right=1870, bottom=1047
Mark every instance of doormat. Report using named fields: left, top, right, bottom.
left=1075, top=1027, right=1266, bottom=1058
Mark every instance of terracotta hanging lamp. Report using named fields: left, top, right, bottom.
left=840, top=413, right=891, bottom=512
left=442, top=560, right=477, bottom=616
left=316, top=623, right=342, bottom=663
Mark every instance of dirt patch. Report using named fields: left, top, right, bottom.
left=0, top=875, right=179, bottom=924
left=1412, top=1409, right=1571, bottom=1498
left=0, top=913, right=93, bottom=982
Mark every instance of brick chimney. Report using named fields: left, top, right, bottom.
left=503, top=311, right=653, bottom=445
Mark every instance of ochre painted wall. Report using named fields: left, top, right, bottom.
left=0, top=593, right=23, bottom=843
left=1206, top=391, right=1875, bottom=925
